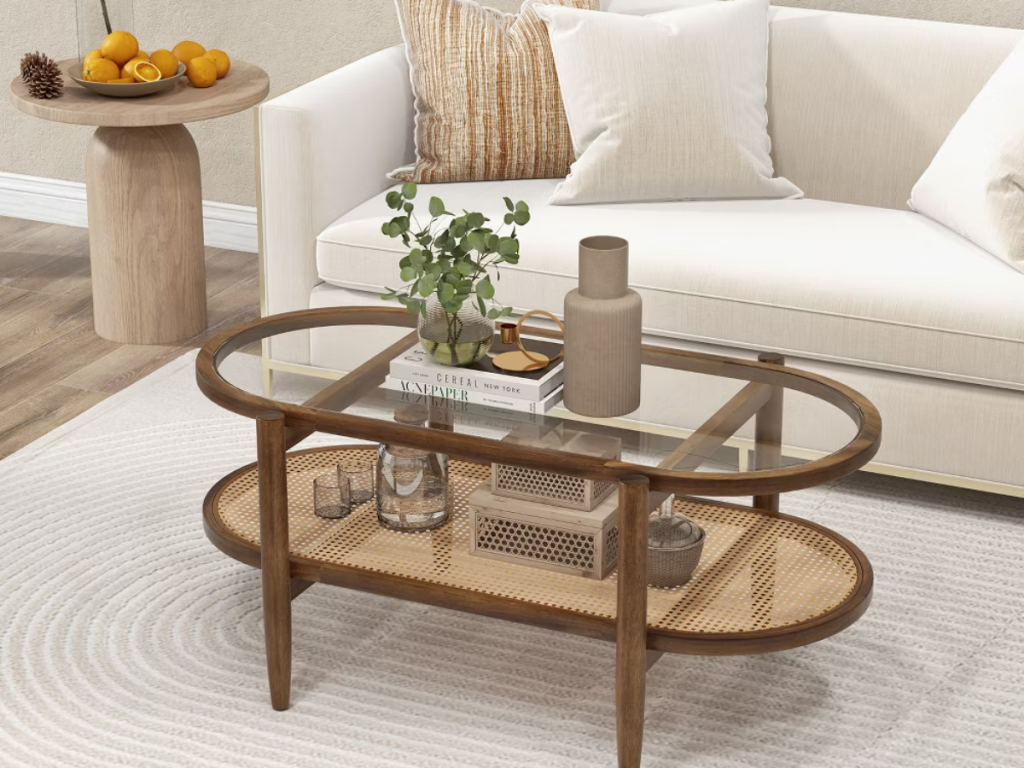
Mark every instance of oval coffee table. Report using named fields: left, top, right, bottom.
left=197, top=307, right=881, bottom=768
left=9, top=59, right=269, bottom=344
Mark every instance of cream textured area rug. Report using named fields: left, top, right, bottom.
left=1, top=351, right=1022, bottom=767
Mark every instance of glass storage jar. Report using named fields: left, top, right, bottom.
left=376, top=405, right=450, bottom=531
left=77, top=0, right=135, bottom=64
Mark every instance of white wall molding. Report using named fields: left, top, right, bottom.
left=0, top=171, right=258, bottom=253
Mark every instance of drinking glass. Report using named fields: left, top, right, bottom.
left=339, top=463, right=374, bottom=505
left=314, top=471, right=351, bottom=520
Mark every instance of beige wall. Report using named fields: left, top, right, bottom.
left=2, top=0, right=1022, bottom=207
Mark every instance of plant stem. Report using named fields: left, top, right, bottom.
left=99, top=0, right=113, bottom=34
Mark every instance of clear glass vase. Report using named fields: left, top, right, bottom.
left=417, top=295, right=493, bottom=366
left=376, top=405, right=449, bottom=531
left=76, top=0, right=135, bottom=63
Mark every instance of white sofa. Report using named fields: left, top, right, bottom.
left=257, top=6, right=1024, bottom=496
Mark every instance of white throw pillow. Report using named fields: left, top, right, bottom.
left=909, top=42, right=1024, bottom=274
left=601, top=0, right=716, bottom=14
left=537, top=0, right=801, bottom=205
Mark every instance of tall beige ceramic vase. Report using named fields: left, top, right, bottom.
left=563, top=237, right=642, bottom=417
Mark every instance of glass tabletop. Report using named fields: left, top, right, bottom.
left=206, top=311, right=878, bottom=493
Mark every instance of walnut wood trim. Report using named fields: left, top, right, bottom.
left=256, top=412, right=291, bottom=710
left=202, top=446, right=874, bottom=657
left=617, top=477, right=650, bottom=768
left=284, top=330, right=419, bottom=450
left=754, top=353, right=785, bottom=512
left=658, top=382, right=770, bottom=472
left=196, top=307, right=882, bottom=497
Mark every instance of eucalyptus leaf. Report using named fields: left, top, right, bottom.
left=504, top=197, right=514, bottom=212
left=504, top=213, right=514, bottom=226
left=386, top=191, right=403, bottom=210
left=513, top=210, right=530, bottom=226
left=429, top=196, right=446, bottom=217
left=487, top=308, right=501, bottom=320
left=466, top=231, right=487, bottom=253
left=400, top=266, right=418, bottom=282
left=515, top=200, right=529, bottom=212
left=466, top=212, right=486, bottom=229
left=401, top=181, right=417, bottom=199
left=438, top=282, right=456, bottom=303
left=477, top=295, right=487, bottom=317
left=403, top=202, right=414, bottom=214
left=456, top=260, right=475, bottom=276
left=476, top=277, right=495, bottom=300
left=417, top=274, right=436, bottom=297
left=500, top=306, right=514, bottom=317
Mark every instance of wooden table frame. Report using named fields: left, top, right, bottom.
left=197, top=307, right=881, bottom=768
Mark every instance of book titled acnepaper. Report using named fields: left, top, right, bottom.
left=380, top=387, right=561, bottom=430
left=389, top=340, right=564, bottom=401
left=384, top=376, right=563, bottom=414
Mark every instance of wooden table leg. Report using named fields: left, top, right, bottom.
left=257, top=411, right=292, bottom=710
left=85, top=124, right=207, bottom=344
left=753, top=353, right=785, bottom=512
left=617, top=476, right=650, bottom=768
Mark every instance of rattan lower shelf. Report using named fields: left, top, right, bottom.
left=204, top=446, right=868, bottom=651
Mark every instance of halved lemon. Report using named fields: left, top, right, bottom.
left=133, top=61, right=162, bottom=83
left=108, top=77, right=135, bottom=84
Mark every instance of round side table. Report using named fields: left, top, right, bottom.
left=9, top=60, right=269, bottom=344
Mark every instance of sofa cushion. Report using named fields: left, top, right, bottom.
left=910, top=41, right=1024, bottom=275
left=316, top=180, right=1024, bottom=390
left=538, top=0, right=801, bottom=205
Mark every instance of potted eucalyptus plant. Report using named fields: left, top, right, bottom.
left=380, top=182, right=531, bottom=366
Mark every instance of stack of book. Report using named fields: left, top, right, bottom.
left=384, top=337, right=564, bottom=415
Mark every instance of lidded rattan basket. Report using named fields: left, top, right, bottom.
left=648, top=510, right=705, bottom=588
left=491, top=428, right=621, bottom=512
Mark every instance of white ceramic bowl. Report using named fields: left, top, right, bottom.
left=67, top=62, right=186, bottom=98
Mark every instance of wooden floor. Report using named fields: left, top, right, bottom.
left=0, top=216, right=260, bottom=460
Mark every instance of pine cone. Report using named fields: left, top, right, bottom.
left=20, top=51, right=46, bottom=81
left=20, top=52, right=63, bottom=100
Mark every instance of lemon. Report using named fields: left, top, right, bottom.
left=172, top=41, right=207, bottom=65
left=133, top=61, right=162, bottom=83
left=186, top=55, right=217, bottom=88
left=83, top=49, right=104, bottom=67
left=83, top=58, right=120, bottom=83
left=205, top=49, right=230, bottom=79
left=100, top=31, right=139, bottom=66
left=149, top=49, right=179, bottom=80
left=108, top=77, right=135, bottom=84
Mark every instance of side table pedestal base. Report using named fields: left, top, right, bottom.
left=86, top=124, right=207, bottom=344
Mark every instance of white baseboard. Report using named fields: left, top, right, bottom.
left=0, top=171, right=258, bottom=253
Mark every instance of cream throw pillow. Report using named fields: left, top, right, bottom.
left=537, top=0, right=802, bottom=205
left=392, top=0, right=597, bottom=184
left=909, top=42, right=1024, bottom=273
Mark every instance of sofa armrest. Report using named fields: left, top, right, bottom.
left=258, top=45, right=414, bottom=364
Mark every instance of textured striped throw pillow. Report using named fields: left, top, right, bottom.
left=392, top=0, right=597, bottom=183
